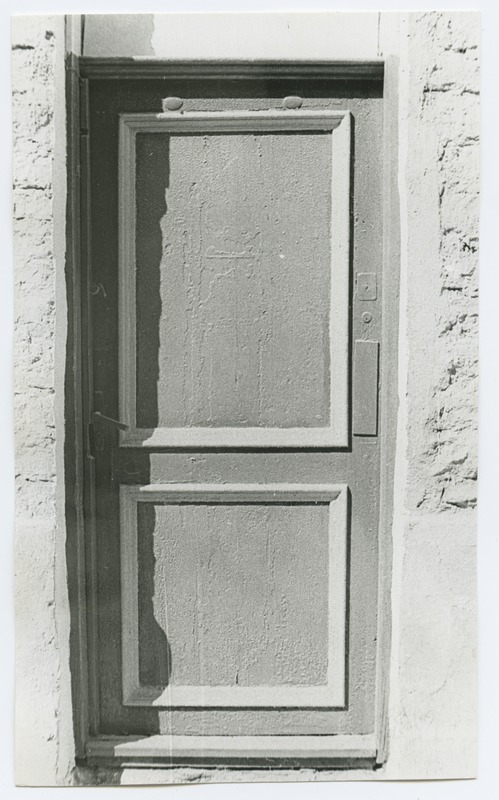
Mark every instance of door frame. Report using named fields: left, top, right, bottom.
left=64, top=57, right=400, bottom=769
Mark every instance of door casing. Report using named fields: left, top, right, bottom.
left=64, top=58, right=400, bottom=769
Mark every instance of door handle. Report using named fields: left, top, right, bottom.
left=91, top=411, right=129, bottom=431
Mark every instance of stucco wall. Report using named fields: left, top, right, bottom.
left=13, top=15, right=74, bottom=786
left=12, top=11, right=479, bottom=786
left=83, top=12, right=380, bottom=60
left=386, top=11, right=478, bottom=779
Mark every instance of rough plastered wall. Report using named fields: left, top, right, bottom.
left=386, top=11, right=478, bottom=779
left=13, top=15, right=74, bottom=786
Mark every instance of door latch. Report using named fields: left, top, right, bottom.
left=91, top=411, right=129, bottom=431
left=88, top=412, right=129, bottom=458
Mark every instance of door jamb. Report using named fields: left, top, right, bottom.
left=65, top=56, right=399, bottom=769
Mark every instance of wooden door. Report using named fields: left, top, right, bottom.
left=84, top=70, right=384, bottom=767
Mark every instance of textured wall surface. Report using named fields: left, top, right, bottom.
left=13, top=15, right=73, bottom=786
left=402, top=13, right=479, bottom=515
left=386, top=11, right=478, bottom=779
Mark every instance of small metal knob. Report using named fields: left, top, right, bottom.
left=162, top=96, right=183, bottom=112
left=283, top=95, right=303, bottom=109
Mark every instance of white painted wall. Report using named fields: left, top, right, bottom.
left=12, top=14, right=74, bottom=786
left=385, top=12, right=478, bottom=778
left=83, top=12, right=380, bottom=60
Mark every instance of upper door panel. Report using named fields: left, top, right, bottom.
left=119, top=111, right=351, bottom=448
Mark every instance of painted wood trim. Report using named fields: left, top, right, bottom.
left=79, top=76, right=102, bottom=738
left=121, top=428, right=347, bottom=449
left=80, top=58, right=384, bottom=81
left=353, top=340, right=380, bottom=436
left=120, top=109, right=348, bottom=132
left=374, top=43, right=402, bottom=767
left=64, top=54, right=90, bottom=758
left=123, top=482, right=343, bottom=502
left=86, top=733, right=376, bottom=764
left=118, top=110, right=351, bottom=449
left=330, top=111, right=351, bottom=446
left=120, top=483, right=348, bottom=709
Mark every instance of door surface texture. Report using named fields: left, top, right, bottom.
left=83, top=70, right=384, bottom=767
